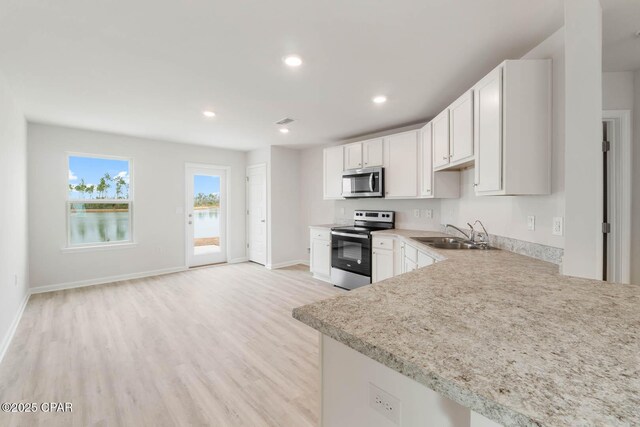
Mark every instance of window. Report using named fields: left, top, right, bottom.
left=67, top=155, right=133, bottom=247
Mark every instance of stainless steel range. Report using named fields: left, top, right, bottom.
left=330, top=210, right=395, bottom=290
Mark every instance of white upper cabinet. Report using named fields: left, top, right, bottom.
left=473, top=60, right=551, bottom=196
left=420, top=122, right=434, bottom=197
left=362, top=138, right=383, bottom=167
left=343, top=142, right=363, bottom=170
left=323, top=145, right=344, bottom=199
left=448, top=89, right=474, bottom=165
left=432, top=109, right=450, bottom=169
left=343, top=138, right=383, bottom=170
left=384, top=131, right=419, bottom=198
left=420, top=122, right=460, bottom=199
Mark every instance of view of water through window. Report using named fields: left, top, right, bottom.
left=193, top=175, right=221, bottom=255
left=68, top=156, right=131, bottom=246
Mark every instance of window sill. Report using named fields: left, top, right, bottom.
left=61, top=242, right=138, bottom=254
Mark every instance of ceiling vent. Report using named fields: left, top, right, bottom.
left=275, top=117, right=294, bottom=125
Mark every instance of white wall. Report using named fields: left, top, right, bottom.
left=28, top=123, right=247, bottom=289
left=634, top=69, right=640, bottom=283
left=441, top=28, right=566, bottom=248
left=270, top=146, right=305, bottom=266
left=0, top=73, right=29, bottom=360
left=563, top=0, right=603, bottom=279
left=603, top=71, right=634, bottom=110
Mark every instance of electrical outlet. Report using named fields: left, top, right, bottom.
left=527, top=215, right=535, bottom=231
left=552, top=217, right=564, bottom=236
left=424, top=209, right=433, bottom=219
left=369, top=383, right=401, bottom=425
left=413, top=209, right=420, bottom=218
left=307, top=247, right=311, bottom=254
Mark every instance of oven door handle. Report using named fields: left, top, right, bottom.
left=369, top=173, right=374, bottom=192
left=331, top=232, right=370, bottom=239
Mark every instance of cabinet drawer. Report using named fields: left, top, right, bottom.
left=372, top=237, right=394, bottom=250
left=310, top=229, right=330, bottom=241
left=404, top=244, right=418, bottom=263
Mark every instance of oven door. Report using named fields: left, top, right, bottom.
left=331, top=231, right=371, bottom=277
left=342, top=168, right=383, bottom=198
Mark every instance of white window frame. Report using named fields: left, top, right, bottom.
left=65, top=152, right=135, bottom=250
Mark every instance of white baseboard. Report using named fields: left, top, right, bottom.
left=30, top=266, right=188, bottom=295
left=0, top=292, right=30, bottom=364
left=266, top=260, right=310, bottom=270
left=228, top=257, right=249, bottom=264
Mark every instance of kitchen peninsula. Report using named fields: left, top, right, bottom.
left=293, top=231, right=639, bottom=427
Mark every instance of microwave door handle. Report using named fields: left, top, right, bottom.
left=369, top=173, right=374, bottom=192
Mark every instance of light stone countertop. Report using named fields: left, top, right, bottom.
left=293, top=229, right=640, bottom=427
left=308, top=224, right=342, bottom=229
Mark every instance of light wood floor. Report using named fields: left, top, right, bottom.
left=0, top=263, right=341, bottom=427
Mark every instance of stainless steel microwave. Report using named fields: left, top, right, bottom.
left=341, top=167, right=384, bottom=198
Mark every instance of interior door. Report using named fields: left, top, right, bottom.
left=247, top=164, right=267, bottom=265
left=186, top=166, right=227, bottom=267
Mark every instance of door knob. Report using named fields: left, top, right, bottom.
left=188, top=221, right=192, bottom=225
left=442, top=156, right=448, bottom=160
left=261, top=219, right=265, bottom=223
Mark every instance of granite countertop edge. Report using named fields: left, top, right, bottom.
left=292, top=303, right=543, bottom=427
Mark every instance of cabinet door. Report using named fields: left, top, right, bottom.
left=343, top=143, right=363, bottom=170
left=432, top=109, right=450, bottom=168
left=404, top=258, right=417, bottom=273
left=372, top=249, right=394, bottom=283
left=384, top=131, right=418, bottom=198
left=474, top=67, right=503, bottom=193
left=420, top=122, right=433, bottom=196
left=449, top=90, right=474, bottom=163
left=323, top=146, right=344, bottom=199
left=417, top=251, right=434, bottom=268
left=311, top=238, right=331, bottom=277
left=362, top=138, right=384, bottom=167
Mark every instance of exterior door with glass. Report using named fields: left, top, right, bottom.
left=186, top=165, right=227, bottom=267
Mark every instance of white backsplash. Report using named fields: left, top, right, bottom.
left=334, top=198, right=442, bottom=230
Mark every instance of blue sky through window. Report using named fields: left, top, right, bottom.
left=68, top=156, right=130, bottom=199
left=194, top=175, right=220, bottom=196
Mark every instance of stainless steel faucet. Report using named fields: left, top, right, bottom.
left=444, top=224, right=470, bottom=240
left=472, top=220, right=489, bottom=246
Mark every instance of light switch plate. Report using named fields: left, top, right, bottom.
left=552, top=217, right=564, bottom=236
left=527, top=215, right=535, bottom=231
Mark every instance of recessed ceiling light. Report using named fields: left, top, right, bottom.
left=279, top=128, right=290, bottom=134
left=283, top=55, right=303, bottom=67
left=202, top=110, right=216, bottom=118
left=372, top=95, right=387, bottom=104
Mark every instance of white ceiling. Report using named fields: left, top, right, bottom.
left=602, top=0, right=640, bottom=72
left=0, top=0, right=563, bottom=150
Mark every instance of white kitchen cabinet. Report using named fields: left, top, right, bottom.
left=323, top=146, right=344, bottom=200
left=448, top=89, right=474, bottom=166
left=383, top=130, right=419, bottom=198
left=432, top=109, right=450, bottom=169
left=343, top=142, right=363, bottom=170
left=419, top=122, right=460, bottom=199
left=372, top=249, right=394, bottom=283
left=473, top=60, right=551, bottom=196
left=362, top=138, right=383, bottom=167
left=310, top=228, right=331, bottom=282
left=417, top=251, right=435, bottom=268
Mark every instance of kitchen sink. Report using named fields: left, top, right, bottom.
left=410, top=236, right=492, bottom=250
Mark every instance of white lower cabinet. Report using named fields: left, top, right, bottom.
left=372, top=249, right=394, bottom=283
left=397, top=240, right=435, bottom=275
left=310, top=228, right=331, bottom=281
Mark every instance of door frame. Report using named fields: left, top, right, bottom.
left=184, top=162, right=231, bottom=267
left=245, top=163, right=268, bottom=266
left=602, top=110, right=632, bottom=283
